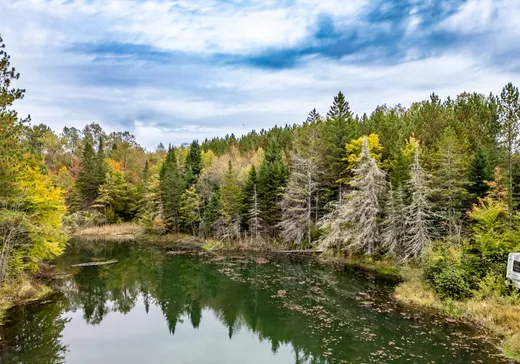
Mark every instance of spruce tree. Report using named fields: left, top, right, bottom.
left=468, top=147, right=493, bottom=199
left=76, top=139, right=99, bottom=206
left=160, top=147, right=185, bottom=231
left=186, top=140, right=202, bottom=185
left=382, top=186, right=405, bottom=259
left=257, top=139, right=288, bottom=237
left=319, top=137, right=386, bottom=255
left=279, top=153, right=319, bottom=247
left=306, top=108, right=322, bottom=124
left=321, top=91, right=358, bottom=204
left=402, top=145, right=434, bottom=260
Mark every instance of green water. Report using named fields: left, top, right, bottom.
left=0, top=240, right=511, bottom=363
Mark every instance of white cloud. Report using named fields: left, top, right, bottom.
left=2, top=0, right=520, bottom=149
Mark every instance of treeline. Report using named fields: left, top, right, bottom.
left=2, top=35, right=520, bottom=301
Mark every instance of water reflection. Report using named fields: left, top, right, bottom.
left=0, top=241, right=512, bottom=363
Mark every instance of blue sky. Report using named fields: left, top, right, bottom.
left=1, top=0, right=519, bottom=148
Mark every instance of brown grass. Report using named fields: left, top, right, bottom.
left=394, top=270, right=520, bottom=361
left=74, top=223, right=142, bottom=240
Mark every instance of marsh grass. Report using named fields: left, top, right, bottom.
left=395, top=269, right=520, bottom=360
left=74, top=223, right=142, bottom=240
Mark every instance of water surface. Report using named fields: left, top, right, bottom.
left=0, top=240, right=510, bottom=363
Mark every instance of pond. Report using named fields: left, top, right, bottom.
left=0, top=240, right=511, bottom=363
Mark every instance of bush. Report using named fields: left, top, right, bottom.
left=424, top=245, right=472, bottom=299
left=431, top=265, right=471, bottom=299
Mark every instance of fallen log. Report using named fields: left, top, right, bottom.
left=71, top=260, right=118, bottom=268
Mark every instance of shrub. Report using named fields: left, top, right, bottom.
left=431, top=265, right=471, bottom=299
left=424, top=245, right=471, bottom=299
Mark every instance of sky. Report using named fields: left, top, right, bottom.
left=2, top=0, right=520, bottom=149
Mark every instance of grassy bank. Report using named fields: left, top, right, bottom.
left=0, top=278, right=54, bottom=330
left=395, top=268, right=520, bottom=361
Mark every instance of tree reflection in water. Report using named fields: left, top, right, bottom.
left=0, top=240, right=511, bottom=364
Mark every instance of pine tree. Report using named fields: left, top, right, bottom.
left=319, top=137, right=386, bottom=255
left=321, top=91, right=358, bottom=203
left=186, top=140, right=202, bottom=186
left=499, top=82, right=520, bottom=225
left=257, top=139, right=288, bottom=237
left=468, top=147, right=493, bottom=199
left=76, top=139, right=99, bottom=206
left=306, top=108, right=322, bottom=124
left=279, top=153, right=319, bottom=247
left=402, top=145, right=434, bottom=260
left=160, top=147, right=185, bottom=231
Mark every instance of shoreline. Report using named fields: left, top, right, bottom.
left=4, top=223, right=519, bottom=360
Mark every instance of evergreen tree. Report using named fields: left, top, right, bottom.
left=179, top=185, right=201, bottom=235
left=186, top=140, right=202, bottom=185
left=306, top=108, right=322, bottom=123
left=201, top=185, right=220, bottom=237
left=257, top=139, right=288, bottom=237
left=279, top=153, right=319, bottom=247
left=431, top=127, right=469, bottom=238
left=242, top=166, right=258, bottom=231
left=326, top=91, right=351, bottom=121
left=402, top=145, right=434, bottom=260
left=321, top=91, right=358, bottom=203
left=382, top=186, right=405, bottom=259
left=319, top=137, right=386, bottom=255
left=160, top=147, right=185, bottom=231
left=499, top=82, right=520, bottom=224
left=219, top=161, right=243, bottom=239
left=468, top=147, right=493, bottom=199
left=76, top=139, right=99, bottom=206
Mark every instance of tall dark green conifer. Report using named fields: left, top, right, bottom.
left=468, top=147, right=492, bottom=199
left=257, top=140, right=288, bottom=237
left=306, top=108, right=322, bottom=123
left=321, top=91, right=358, bottom=202
left=186, top=140, right=202, bottom=185
left=76, top=139, right=99, bottom=206
left=160, top=147, right=185, bottom=231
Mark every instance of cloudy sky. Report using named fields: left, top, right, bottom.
left=2, top=0, right=519, bottom=148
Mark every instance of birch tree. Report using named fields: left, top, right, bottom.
left=402, top=145, right=434, bottom=260
left=279, top=153, right=320, bottom=247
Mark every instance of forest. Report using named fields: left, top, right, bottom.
left=1, top=33, right=520, bottom=335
